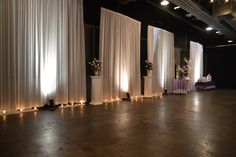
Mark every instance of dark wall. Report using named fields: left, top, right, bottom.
left=205, top=45, right=236, bottom=89
left=84, top=24, right=100, bottom=101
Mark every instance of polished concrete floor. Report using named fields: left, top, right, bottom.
left=1, top=90, right=236, bottom=157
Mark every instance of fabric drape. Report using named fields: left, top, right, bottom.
left=147, top=26, right=175, bottom=94
left=99, top=8, right=141, bottom=100
left=190, top=41, right=203, bottom=89
left=0, top=0, right=86, bottom=112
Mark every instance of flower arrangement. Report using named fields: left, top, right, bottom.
left=176, top=57, right=191, bottom=79
left=88, top=58, right=102, bottom=75
left=145, top=60, right=153, bottom=70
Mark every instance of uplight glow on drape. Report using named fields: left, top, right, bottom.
left=100, top=8, right=141, bottom=100
left=147, top=26, right=175, bottom=93
left=190, top=41, right=203, bottom=89
left=0, top=0, right=86, bottom=113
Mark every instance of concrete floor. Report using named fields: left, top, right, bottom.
left=1, top=90, right=236, bottom=157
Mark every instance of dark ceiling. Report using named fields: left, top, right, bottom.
left=193, top=0, right=213, bottom=14
left=84, top=0, right=236, bottom=47
left=117, top=0, right=236, bottom=46
left=168, top=0, right=236, bottom=42
left=193, top=0, right=236, bottom=32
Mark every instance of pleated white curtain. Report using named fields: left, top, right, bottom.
left=147, top=26, right=175, bottom=93
left=0, top=0, right=86, bottom=113
left=100, top=8, right=141, bottom=100
left=190, top=41, right=203, bottom=89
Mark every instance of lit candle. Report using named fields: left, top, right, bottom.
left=2, top=110, right=6, bottom=114
left=20, top=108, right=23, bottom=112
left=79, top=100, right=85, bottom=105
left=34, top=107, right=37, bottom=110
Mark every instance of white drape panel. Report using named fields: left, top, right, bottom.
left=0, top=0, right=86, bottom=112
left=67, top=0, right=86, bottom=103
left=190, top=41, right=203, bottom=89
left=100, top=8, right=141, bottom=100
left=147, top=26, right=175, bottom=93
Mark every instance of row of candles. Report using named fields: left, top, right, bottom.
left=103, top=93, right=163, bottom=103
left=1, top=100, right=86, bottom=116
left=1, top=93, right=163, bottom=115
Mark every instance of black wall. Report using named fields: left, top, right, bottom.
left=205, top=45, right=236, bottom=89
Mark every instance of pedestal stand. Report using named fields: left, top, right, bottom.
left=144, top=76, right=153, bottom=98
left=90, top=76, right=103, bottom=105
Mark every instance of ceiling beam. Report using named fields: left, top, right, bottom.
left=146, top=0, right=206, bottom=33
left=168, top=0, right=236, bottom=40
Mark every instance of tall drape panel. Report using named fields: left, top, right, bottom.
left=67, top=0, right=86, bottom=103
left=0, top=0, right=86, bottom=113
left=147, top=26, right=175, bottom=93
left=100, top=8, right=141, bottom=100
left=190, top=41, right=203, bottom=89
